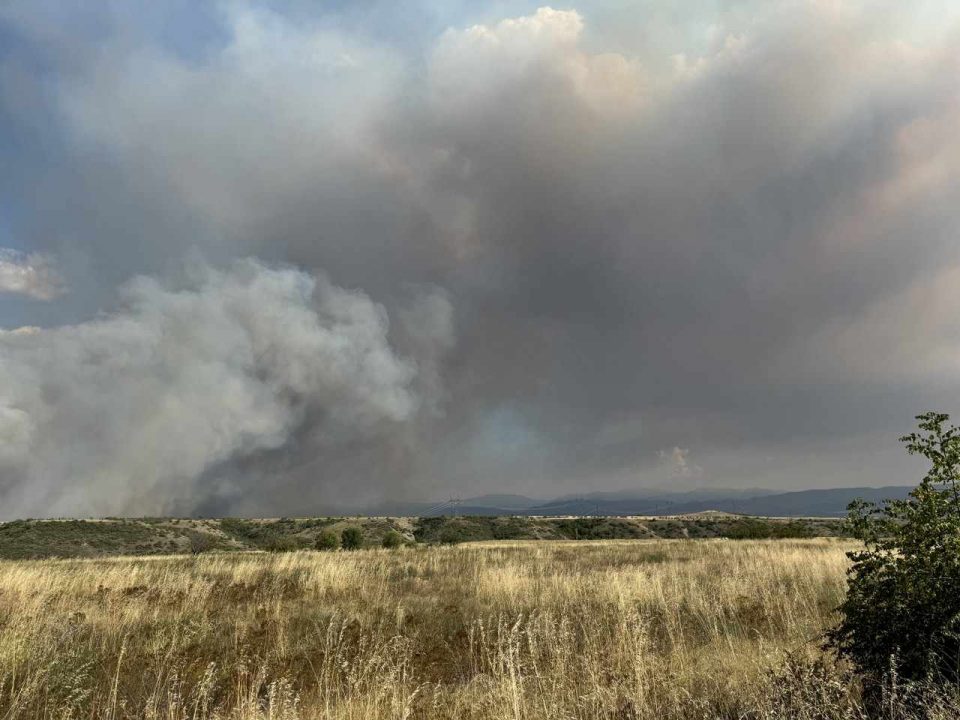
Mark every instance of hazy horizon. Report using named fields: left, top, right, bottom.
left=0, top=1, right=957, bottom=518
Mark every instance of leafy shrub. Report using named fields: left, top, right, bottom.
left=340, top=526, right=364, bottom=550
left=413, top=517, right=498, bottom=544
left=438, top=527, right=466, bottom=544
left=554, top=518, right=647, bottom=540
left=722, top=519, right=814, bottom=539
left=828, top=412, right=960, bottom=693
left=491, top=518, right=529, bottom=540
left=220, top=518, right=315, bottom=551
left=381, top=530, right=405, bottom=549
left=262, top=535, right=300, bottom=553
left=315, top=529, right=340, bottom=551
left=412, top=517, right=445, bottom=543
left=220, top=518, right=276, bottom=547
left=0, top=519, right=167, bottom=559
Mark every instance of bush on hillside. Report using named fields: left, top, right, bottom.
left=413, top=517, right=497, bottom=544
left=554, top=518, right=647, bottom=540
left=263, top=535, right=301, bottom=553
left=828, top=412, right=960, bottom=694
left=722, top=518, right=814, bottom=539
left=315, top=529, right=340, bottom=551
left=381, top=530, right=405, bottom=549
left=340, top=526, right=363, bottom=550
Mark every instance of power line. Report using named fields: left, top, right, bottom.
left=422, top=500, right=454, bottom=516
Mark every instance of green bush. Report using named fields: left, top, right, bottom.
left=437, top=527, right=466, bottom=544
left=314, top=529, right=339, bottom=551
left=828, top=412, right=960, bottom=694
left=340, top=526, right=364, bottom=550
left=721, top=518, right=814, bottom=539
left=554, top=518, right=646, bottom=540
left=262, top=535, right=300, bottom=553
left=381, top=530, right=405, bottom=549
left=413, top=517, right=496, bottom=544
left=412, top=517, right=445, bottom=543
left=491, top=518, right=528, bottom=540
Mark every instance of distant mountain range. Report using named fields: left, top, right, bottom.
left=361, top=486, right=914, bottom=518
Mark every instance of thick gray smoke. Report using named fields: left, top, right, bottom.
left=0, top=261, right=451, bottom=516
left=1, top=2, right=959, bottom=514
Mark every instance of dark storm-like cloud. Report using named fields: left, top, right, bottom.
left=0, top=1, right=959, bottom=515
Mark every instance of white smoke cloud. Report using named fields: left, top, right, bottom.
left=0, top=260, right=450, bottom=517
left=431, top=8, right=645, bottom=121
left=658, top=446, right=703, bottom=479
left=56, top=6, right=403, bottom=240
left=0, top=249, right=64, bottom=300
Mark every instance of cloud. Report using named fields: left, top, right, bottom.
left=431, top=8, right=645, bottom=120
left=0, top=249, right=64, bottom=300
left=658, top=446, right=703, bottom=479
left=0, top=260, right=451, bottom=517
left=2, top=2, right=960, bottom=511
left=57, top=6, right=404, bottom=237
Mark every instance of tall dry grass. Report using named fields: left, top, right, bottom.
left=0, top=538, right=937, bottom=719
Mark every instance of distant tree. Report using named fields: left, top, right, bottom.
left=829, top=412, right=960, bottom=694
left=340, top=526, right=364, bottom=550
left=381, top=530, right=405, bottom=549
left=315, top=529, right=340, bottom=551
left=187, top=532, right=215, bottom=555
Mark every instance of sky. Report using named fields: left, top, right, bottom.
left=0, top=0, right=958, bottom=517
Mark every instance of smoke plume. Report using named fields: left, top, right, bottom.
left=1, top=1, right=959, bottom=513
left=0, top=260, right=451, bottom=516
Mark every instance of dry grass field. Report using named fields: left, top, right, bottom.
left=0, top=538, right=896, bottom=719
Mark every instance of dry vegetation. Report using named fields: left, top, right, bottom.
left=0, top=538, right=942, bottom=719
left=0, top=515, right=846, bottom=559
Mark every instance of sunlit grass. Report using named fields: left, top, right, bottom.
left=0, top=538, right=864, bottom=719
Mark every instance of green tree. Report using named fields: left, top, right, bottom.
left=381, top=530, right=405, bottom=549
left=340, top=526, right=363, bottom=550
left=314, top=529, right=339, bottom=551
left=828, top=412, right=960, bottom=691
